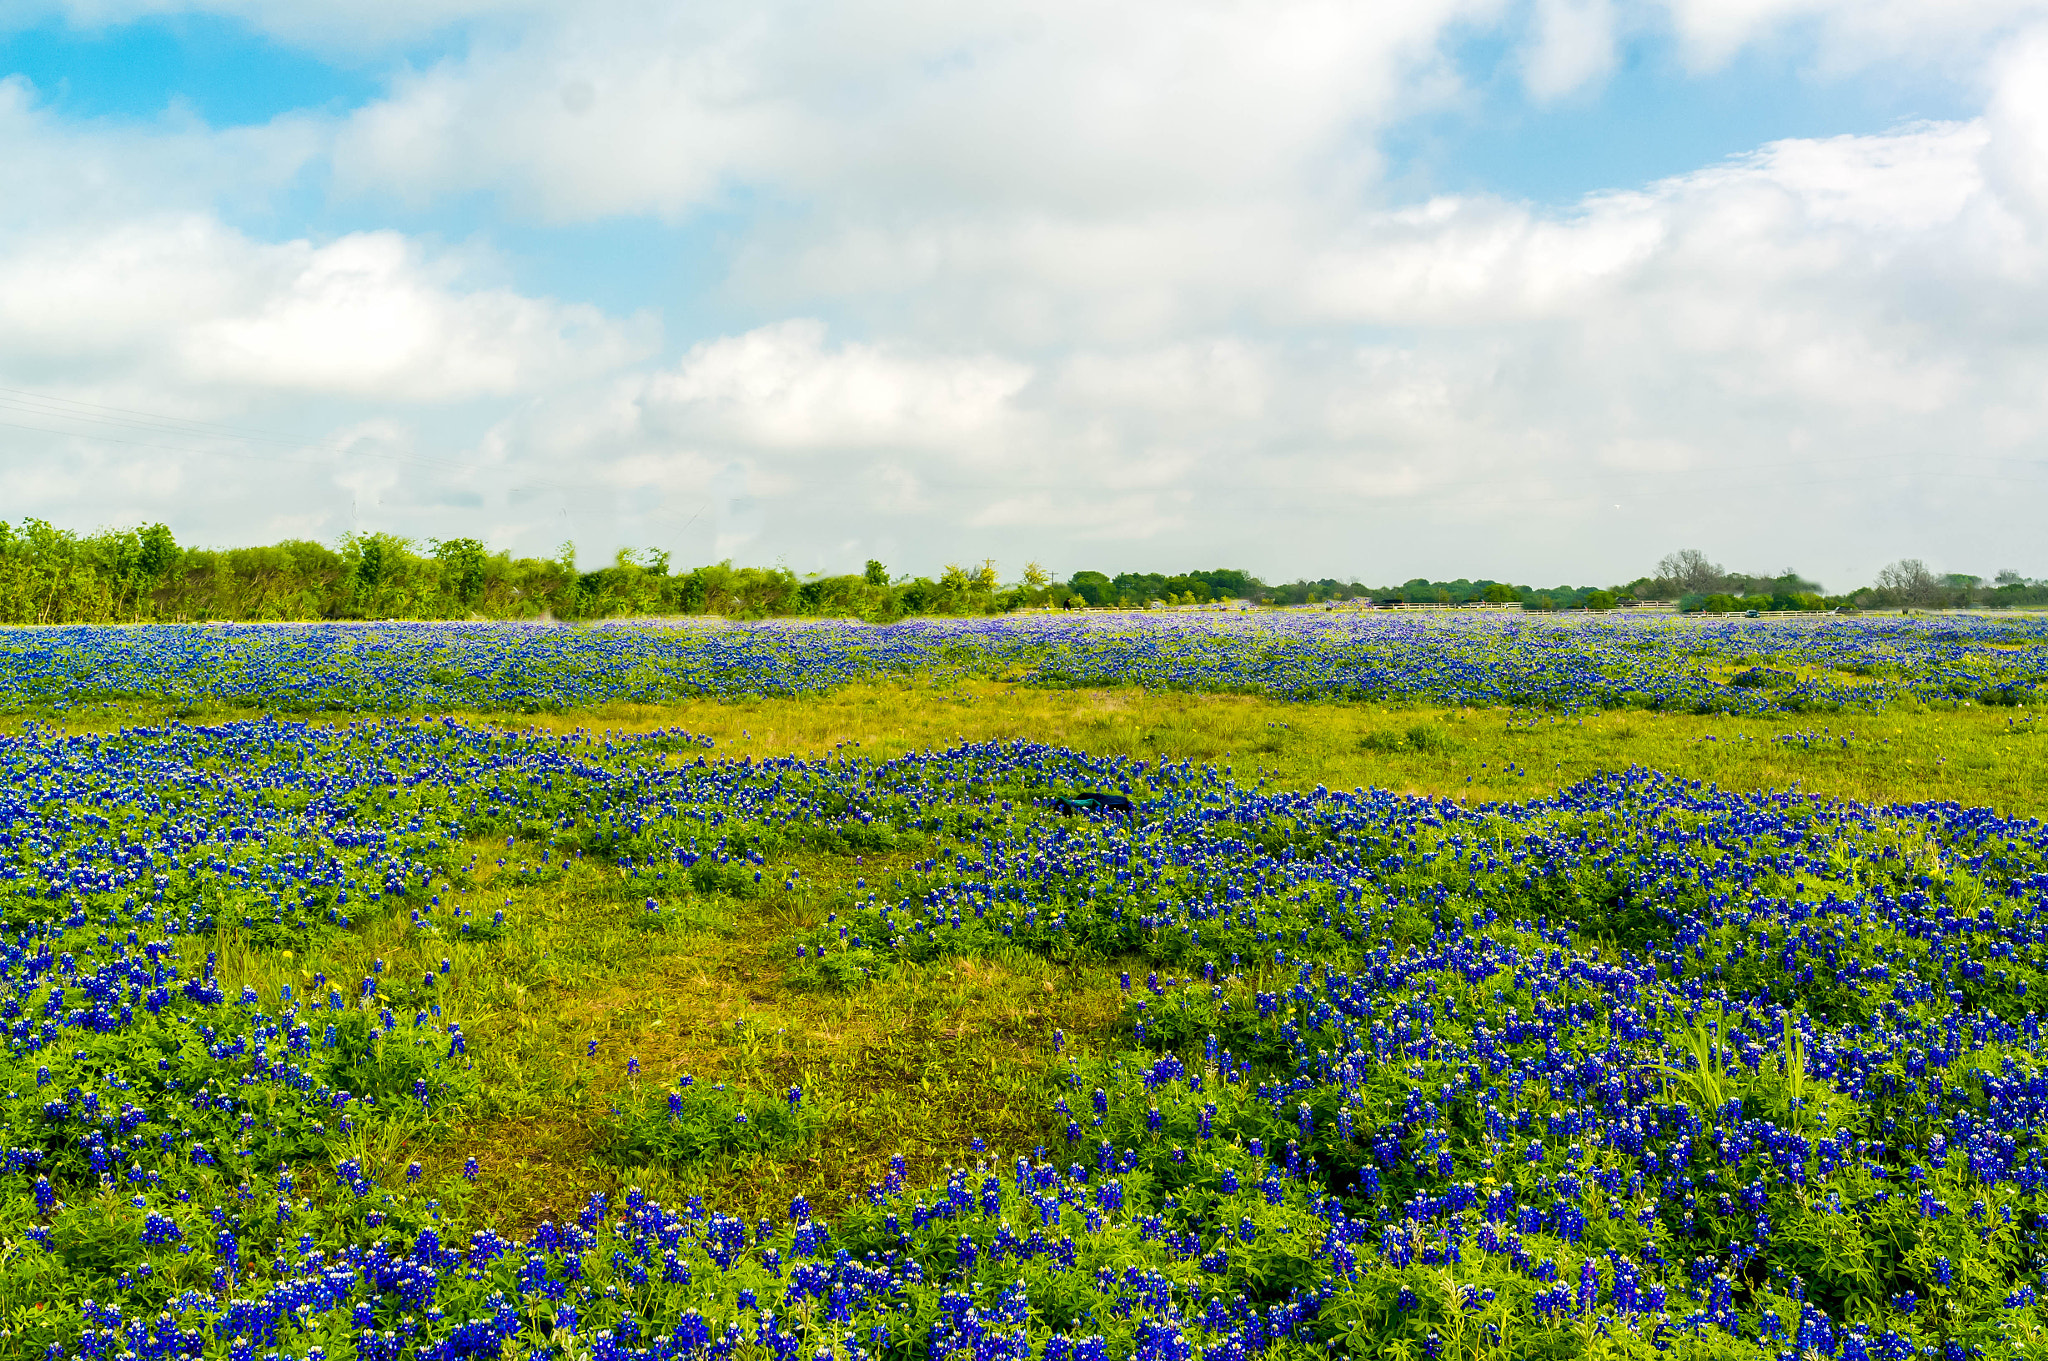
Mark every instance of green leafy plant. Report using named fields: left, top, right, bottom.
left=595, top=1080, right=824, bottom=1166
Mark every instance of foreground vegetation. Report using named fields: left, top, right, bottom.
left=4, top=634, right=2048, bottom=1357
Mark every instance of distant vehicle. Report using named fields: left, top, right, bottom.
left=1745, top=609, right=1760, bottom=617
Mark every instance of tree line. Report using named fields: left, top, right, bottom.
left=0, top=519, right=2039, bottom=623
left=1637, top=550, right=2048, bottom=613
left=1053, top=553, right=2048, bottom=612
left=0, top=521, right=1045, bottom=624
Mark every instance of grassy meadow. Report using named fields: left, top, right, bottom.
left=9, top=615, right=2048, bottom=1359
left=23, top=684, right=2038, bottom=1234
left=33, top=677, right=2042, bottom=809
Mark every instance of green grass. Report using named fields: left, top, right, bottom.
left=32, top=679, right=2043, bottom=811
left=482, top=682, right=2045, bottom=814
left=19, top=683, right=2046, bottom=1249
left=194, top=816, right=1125, bottom=1233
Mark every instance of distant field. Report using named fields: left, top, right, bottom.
left=4, top=621, right=2047, bottom=1360
left=4, top=610, right=2046, bottom=716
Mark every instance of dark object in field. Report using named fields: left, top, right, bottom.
left=1051, top=792, right=1135, bottom=816
left=1729, top=667, right=1797, bottom=690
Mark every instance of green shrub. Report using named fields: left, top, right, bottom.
left=1403, top=722, right=1457, bottom=753
left=595, top=1080, right=823, bottom=1166
left=320, top=1010, right=480, bottom=1109
left=689, top=859, right=762, bottom=897
left=787, top=946, right=880, bottom=990
left=1729, top=667, right=1797, bottom=690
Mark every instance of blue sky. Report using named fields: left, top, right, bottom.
left=0, top=13, right=381, bottom=125
left=1389, top=26, right=1973, bottom=202
left=1, top=0, right=2044, bottom=588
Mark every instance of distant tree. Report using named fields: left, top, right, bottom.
left=1656, top=549, right=1724, bottom=595
left=864, top=559, right=889, bottom=587
left=345, top=532, right=415, bottom=591
left=131, top=523, right=180, bottom=582
left=1985, top=569, right=2048, bottom=608
left=1759, top=569, right=1824, bottom=598
left=1874, top=558, right=1943, bottom=607
left=1067, top=571, right=1113, bottom=606
left=1482, top=583, right=1518, bottom=603
left=431, top=537, right=490, bottom=607
left=1022, top=562, right=1051, bottom=590
left=107, top=522, right=182, bottom=616
left=1187, top=568, right=1260, bottom=599
left=351, top=536, right=387, bottom=592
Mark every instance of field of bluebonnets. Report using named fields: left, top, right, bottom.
left=4, top=612, right=2048, bottom=1361
left=2, top=610, right=2045, bottom=716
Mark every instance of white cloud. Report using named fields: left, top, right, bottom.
left=0, top=75, right=653, bottom=550
left=1654, top=0, right=2048, bottom=72
left=456, top=46, right=2048, bottom=585
left=304, top=0, right=2048, bottom=234
left=6, top=0, right=2048, bottom=586
left=330, top=0, right=1493, bottom=223
left=1524, top=0, right=1618, bottom=100
left=333, top=6, right=810, bottom=219
left=37, top=0, right=2044, bottom=71
left=0, top=217, right=650, bottom=400
left=181, top=232, right=650, bottom=399
left=0, top=74, right=319, bottom=226
left=643, top=320, right=1029, bottom=453
left=1984, top=26, right=2048, bottom=232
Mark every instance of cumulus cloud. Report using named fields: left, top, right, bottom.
left=1524, top=0, right=1619, bottom=100
left=6, top=0, right=2048, bottom=584
left=0, top=74, right=319, bottom=226
left=642, top=321, right=1030, bottom=454
left=457, top=45, right=2048, bottom=586
left=1984, top=25, right=2048, bottom=231
left=316, top=0, right=2048, bottom=223
left=0, top=216, right=649, bottom=400
left=0, top=74, right=652, bottom=547
left=330, top=0, right=1488, bottom=223
left=1657, top=0, right=2048, bottom=72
